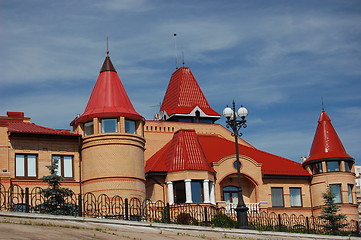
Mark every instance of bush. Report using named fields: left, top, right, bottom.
left=175, top=213, right=198, bottom=225
left=211, top=214, right=237, bottom=228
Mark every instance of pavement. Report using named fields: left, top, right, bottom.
left=0, top=211, right=359, bottom=240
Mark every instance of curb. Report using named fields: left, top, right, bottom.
left=0, top=211, right=359, bottom=240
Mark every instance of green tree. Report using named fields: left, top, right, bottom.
left=35, top=160, right=75, bottom=215
left=318, top=187, right=347, bottom=235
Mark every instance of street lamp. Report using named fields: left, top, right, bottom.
left=223, top=100, right=249, bottom=229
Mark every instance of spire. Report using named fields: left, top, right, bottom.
left=160, top=67, right=220, bottom=121
left=304, top=110, right=353, bottom=164
left=75, top=54, right=143, bottom=124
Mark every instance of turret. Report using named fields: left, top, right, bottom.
left=303, top=110, right=357, bottom=220
left=71, top=52, right=146, bottom=199
left=159, top=67, right=220, bottom=123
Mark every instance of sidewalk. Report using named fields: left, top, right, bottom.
left=0, top=211, right=359, bottom=240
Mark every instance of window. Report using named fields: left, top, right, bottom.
left=173, top=181, right=186, bottom=203
left=330, top=184, right=342, bottom=203
left=290, top=187, right=302, bottom=207
left=101, top=118, right=118, bottom=133
left=52, top=155, right=73, bottom=178
left=348, top=184, right=353, bottom=204
left=345, top=161, right=352, bottom=172
left=327, top=161, right=340, bottom=172
left=15, top=154, right=37, bottom=177
left=223, top=186, right=238, bottom=204
left=191, top=180, right=203, bottom=203
left=125, top=119, right=136, bottom=134
left=84, top=121, right=94, bottom=136
left=271, top=187, right=284, bottom=207
left=313, top=162, right=323, bottom=174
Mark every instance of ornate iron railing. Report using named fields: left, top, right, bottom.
left=0, top=183, right=359, bottom=236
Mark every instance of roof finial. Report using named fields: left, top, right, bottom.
left=174, top=33, right=178, bottom=69
left=106, top=36, right=109, bottom=57
left=321, top=96, right=325, bottom=111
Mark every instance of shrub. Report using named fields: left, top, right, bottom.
left=175, top=213, right=198, bottom=225
left=211, top=214, right=237, bottom=228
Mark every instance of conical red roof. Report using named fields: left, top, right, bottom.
left=145, top=129, right=214, bottom=173
left=75, top=55, right=143, bottom=124
left=160, top=67, right=220, bottom=118
left=304, top=110, right=353, bottom=164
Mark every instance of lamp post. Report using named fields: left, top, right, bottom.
left=223, top=101, right=249, bottom=229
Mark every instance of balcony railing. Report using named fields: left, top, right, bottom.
left=225, top=202, right=267, bottom=214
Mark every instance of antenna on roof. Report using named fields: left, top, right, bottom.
left=182, top=51, right=185, bottom=66
left=174, top=33, right=178, bottom=69
left=321, top=97, right=325, bottom=111
left=106, top=36, right=109, bottom=56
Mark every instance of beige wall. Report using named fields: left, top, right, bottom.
left=81, top=132, right=146, bottom=199
left=0, top=131, right=81, bottom=193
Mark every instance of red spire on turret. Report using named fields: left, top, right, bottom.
left=75, top=54, right=143, bottom=124
left=160, top=67, right=220, bottom=121
left=303, top=110, right=353, bottom=165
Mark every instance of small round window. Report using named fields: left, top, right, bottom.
left=233, top=160, right=241, bottom=170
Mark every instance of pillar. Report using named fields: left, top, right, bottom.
left=185, top=179, right=192, bottom=203
left=167, top=181, right=174, bottom=204
left=210, top=181, right=216, bottom=204
left=203, top=179, right=210, bottom=203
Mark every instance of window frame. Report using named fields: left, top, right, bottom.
left=52, top=155, right=74, bottom=179
left=101, top=118, right=118, bottom=133
left=173, top=181, right=186, bottom=204
left=271, top=187, right=284, bottom=207
left=327, top=161, right=340, bottom=172
left=344, top=161, right=352, bottom=172
left=84, top=121, right=94, bottom=136
left=313, top=162, right=323, bottom=174
left=15, top=154, right=37, bottom=178
left=289, top=187, right=302, bottom=207
left=125, top=119, right=136, bottom=134
left=329, top=184, right=342, bottom=203
left=191, top=180, right=204, bottom=203
left=348, top=184, right=353, bottom=204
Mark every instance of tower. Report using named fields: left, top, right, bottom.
left=302, top=110, right=357, bottom=220
left=71, top=52, right=146, bottom=199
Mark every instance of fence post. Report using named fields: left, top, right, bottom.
left=306, top=216, right=310, bottom=233
left=204, top=207, right=208, bottom=225
left=25, top=187, right=29, bottom=213
left=125, top=198, right=129, bottom=220
left=278, top=214, right=282, bottom=232
left=77, top=194, right=82, bottom=217
left=166, top=203, right=171, bottom=224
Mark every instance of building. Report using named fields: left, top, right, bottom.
left=0, top=52, right=358, bottom=220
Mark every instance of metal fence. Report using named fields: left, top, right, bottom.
left=0, top=184, right=359, bottom=235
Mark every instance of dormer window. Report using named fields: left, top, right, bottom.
left=102, top=118, right=118, bottom=133
left=125, top=119, right=136, bottom=134
left=84, top=121, right=94, bottom=136
left=327, top=161, right=340, bottom=172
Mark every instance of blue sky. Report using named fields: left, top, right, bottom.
left=1, top=0, right=360, bottom=164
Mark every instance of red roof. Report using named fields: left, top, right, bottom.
left=304, top=111, right=353, bottom=164
left=146, top=131, right=309, bottom=177
left=145, top=129, right=214, bottom=173
left=160, top=67, right=220, bottom=118
left=75, top=55, right=143, bottom=124
left=0, top=113, right=78, bottom=136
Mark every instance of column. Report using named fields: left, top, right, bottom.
left=167, top=181, right=174, bottom=204
left=203, top=179, right=210, bottom=203
left=185, top=179, right=193, bottom=203
left=210, top=181, right=216, bottom=204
